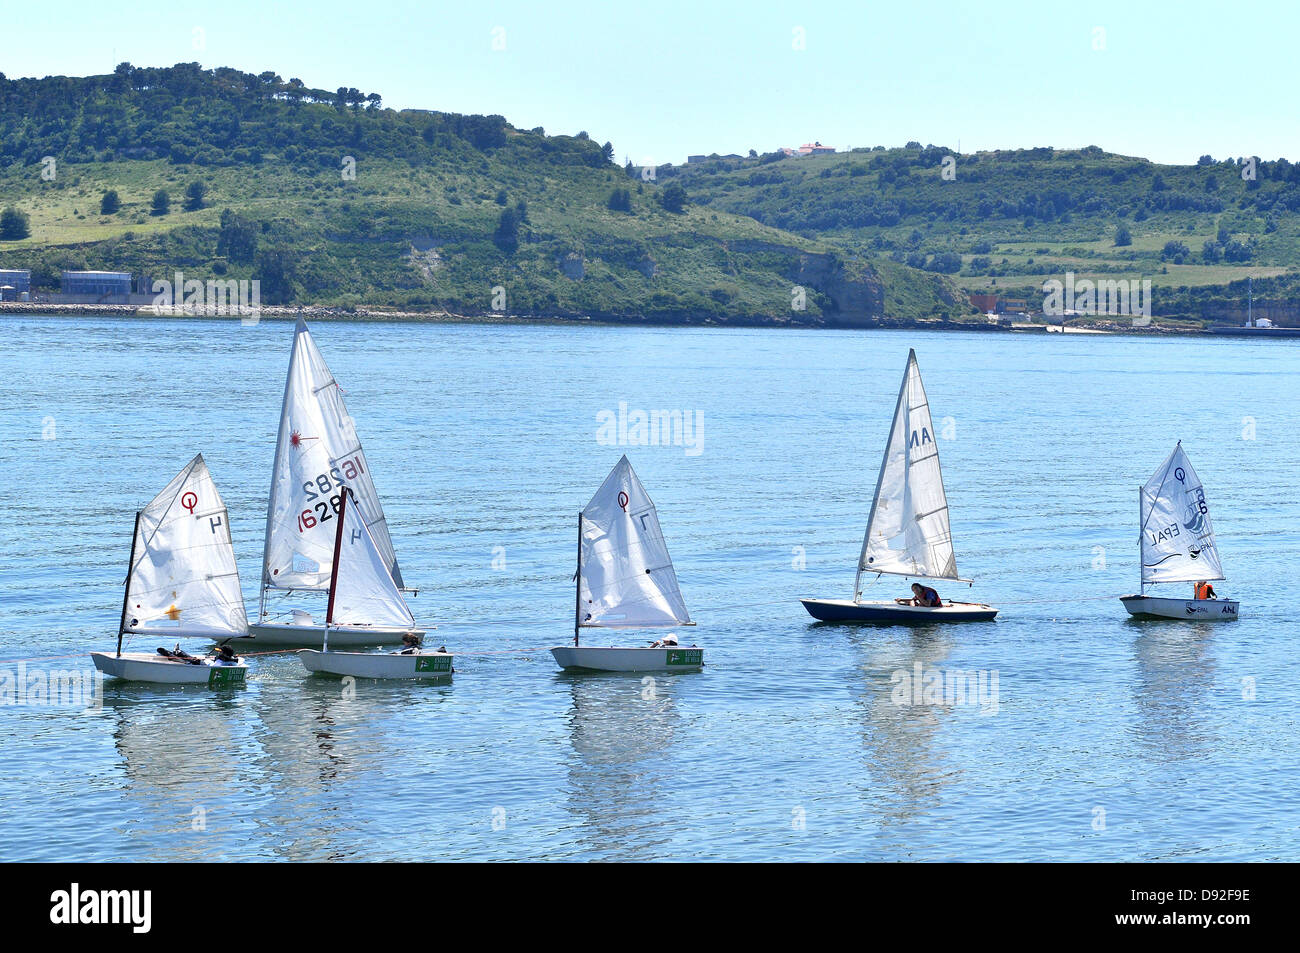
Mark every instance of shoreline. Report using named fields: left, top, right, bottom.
left=0, top=301, right=1222, bottom=335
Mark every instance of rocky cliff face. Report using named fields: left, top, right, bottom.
left=724, top=239, right=887, bottom=325
left=793, top=251, right=885, bottom=325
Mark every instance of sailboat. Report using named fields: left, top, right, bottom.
left=1120, top=442, right=1239, bottom=620
left=801, top=349, right=997, bottom=623
left=247, top=319, right=423, bottom=646
left=550, top=456, right=703, bottom=672
left=91, top=455, right=250, bottom=684
left=299, top=488, right=453, bottom=677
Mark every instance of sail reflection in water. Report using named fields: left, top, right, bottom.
left=852, top=631, right=959, bottom=826
left=562, top=675, right=679, bottom=860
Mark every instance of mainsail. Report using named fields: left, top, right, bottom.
left=577, top=456, right=692, bottom=629
left=1139, top=442, right=1224, bottom=585
left=262, top=319, right=403, bottom=595
left=328, top=492, right=415, bottom=629
left=123, top=454, right=248, bottom=638
left=857, top=349, right=959, bottom=590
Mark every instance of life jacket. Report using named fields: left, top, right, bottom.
left=1195, top=581, right=1214, bottom=600
left=920, top=586, right=940, bottom=606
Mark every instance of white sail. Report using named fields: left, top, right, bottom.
left=858, top=349, right=959, bottom=585
left=124, top=454, right=249, bottom=638
left=578, top=456, right=691, bottom=629
left=328, top=494, right=415, bottom=629
left=1139, top=442, right=1225, bottom=585
left=262, top=319, right=403, bottom=593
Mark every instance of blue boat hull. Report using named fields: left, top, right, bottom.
left=801, top=598, right=998, bottom=624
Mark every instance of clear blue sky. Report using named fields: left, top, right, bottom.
left=3, top=0, right=1295, bottom=166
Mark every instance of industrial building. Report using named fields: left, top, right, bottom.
left=0, top=269, right=31, bottom=295
left=61, top=271, right=133, bottom=298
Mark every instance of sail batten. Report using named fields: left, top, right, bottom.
left=1139, top=442, right=1225, bottom=585
left=578, top=456, right=691, bottom=629
left=913, top=505, right=949, bottom=520
left=262, top=319, right=404, bottom=595
left=857, top=350, right=960, bottom=589
left=123, top=454, right=248, bottom=640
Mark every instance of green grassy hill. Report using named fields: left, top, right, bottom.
left=670, top=145, right=1300, bottom=323
left=0, top=64, right=964, bottom=325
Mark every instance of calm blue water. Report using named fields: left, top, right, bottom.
left=1, top=315, right=1297, bottom=861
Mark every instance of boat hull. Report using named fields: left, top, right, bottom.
left=299, top=649, right=453, bottom=678
left=1120, top=595, right=1240, bottom=620
left=550, top=645, right=704, bottom=672
left=801, top=598, right=998, bottom=623
left=243, top=621, right=424, bottom=647
left=90, top=652, right=248, bottom=685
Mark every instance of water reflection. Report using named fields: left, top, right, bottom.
left=100, top=686, right=249, bottom=861
left=847, top=625, right=961, bottom=824
left=238, top=666, right=453, bottom=860
left=100, top=658, right=457, bottom=861
left=1128, top=619, right=1215, bottom=760
left=560, top=672, right=679, bottom=860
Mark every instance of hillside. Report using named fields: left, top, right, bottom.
left=670, top=145, right=1300, bottom=324
left=0, top=64, right=964, bottom=326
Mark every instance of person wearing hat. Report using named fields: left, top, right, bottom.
left=212, top=643, right=241, bottom=665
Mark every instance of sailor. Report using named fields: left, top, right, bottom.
left=650, top=634, right=679, bottom=648
left=212, top=644, right=240, bottom=665
left=157, top=644, right=203, bottom=664
left=1194, top=580, right=1216, bottom=600
left=394, top=633, right=422, bottom=655
left=898, top=582, right=941, bottom=607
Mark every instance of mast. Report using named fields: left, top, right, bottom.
left=1138, top=485, right=1144, bottom=596
left=116, top=510, right=142, bottom=658
left=573, top=512, right=582, bottom=647
left=323, top=488, right=349, bottom=652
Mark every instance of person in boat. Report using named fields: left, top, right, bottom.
left=650, top=634, right=679, bottom=648
left=212, top=644, right=240, bottom=665
left=1194, top=580, right=1217, bottom=600
left=156, top=644, right=203, bottom=664
left=897, top=583, right=942, bottom=608
left=393, top=633, right=422, bottom=655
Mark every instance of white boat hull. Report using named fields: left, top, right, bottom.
left=90, top=652, right=248, bottom=685
left=1120, top=595, right=1240, bottom=620
left=299, top=649, right=453, bottom=678
left=243, top=621, right=424, bottom=647
left=550, top=645, right=704, bottom=672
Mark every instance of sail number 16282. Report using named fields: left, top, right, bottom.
left=297, top=456, right=364, bottom=532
